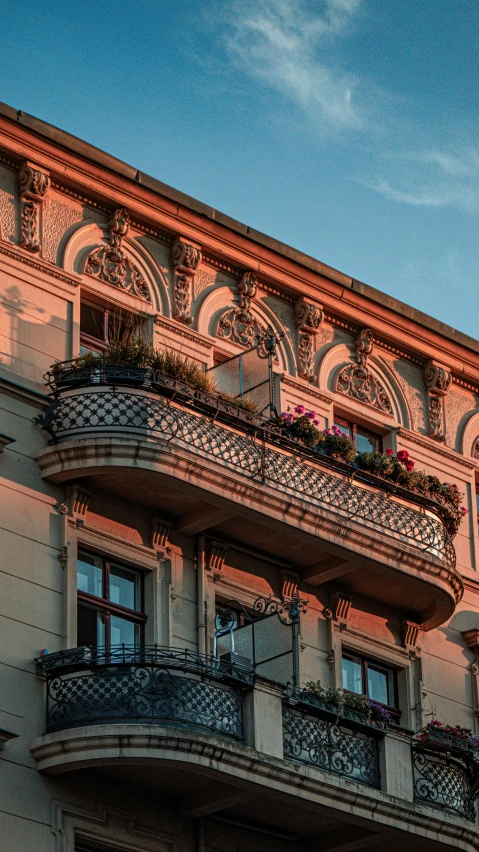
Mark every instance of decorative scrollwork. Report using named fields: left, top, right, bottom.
left=84, top=208, right=150, bottom=301
left=424, top=361, right=451, bottom=443
left=336, top=329, right=393, bottom=414
left=45, top=662, right=243, bottom=739
left=18, top=161, right=50, bottom=254
left=412, top=745, right=477, bottom=821
left=283, top=704, right=380, bottom=788
left=217, top=271, right=266, bottom=347
left=171, top=238, right=202, bottom=324
left=39, top=387, right=457, bottom=569
left=295, top=297, right=323, bottom=382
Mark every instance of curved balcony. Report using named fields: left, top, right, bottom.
left=36, top=373, right=463, bottom=629
left=412, top=726, right=479, bottom=822
left=35, top=645, right=248, bottom=738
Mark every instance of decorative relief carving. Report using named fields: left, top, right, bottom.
left=473, top=438, right=479, bottom=460
left=66, top=485, right=91, bottom=527
left=172, top=237, right=202, bottom=323
left=18, top=162, right=50, bottom=253
left=280, top=569, right=300, bottom=600
left=424, top=360, right=451, bottom=442
left=0, top=165, right=16, bottom=243
left=193, top=266, right=217, bottom=301
left=206, top=540, right=228, bottom=580
left=43, top=196, right=83, bottom=264
left=151, top=517, right=172, bottom=551
left=85, top=208, right=150, bottom=300
left=444, top=389, right=476, bottom=449
left=217, top=271, right=265, bottom=346
left=335, top=329, right=393, bottom=414
left=391, top=359, right=426, bottom=433
left=294, top=296, right=323, bottom=382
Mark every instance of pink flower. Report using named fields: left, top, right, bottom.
left=461, top=507, right=468, bottom=515
left=430, top=719, right=442, bottom=728
left=385, top=449, right=394, bottom=456
left=323, top=429, right=331, bottom=437
left=305, top=410, right=316, bottom=419
left=313, top=419, right=319, bottom=426
left=294, top=405, right=305, bottom=415
left=397, top=450, right=409, bottom=462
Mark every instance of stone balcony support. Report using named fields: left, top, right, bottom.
left=379, top=730, right=414, bottom=801
left=243, top=677, right=284, bottom=758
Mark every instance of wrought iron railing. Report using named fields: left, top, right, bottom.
left=282, top=695, right=381, bottom=788
left=38, top=378, right=458, bottom=570
left=36, top=645, right=247, bottom=739
left=412, top=739, right=479, bottom=821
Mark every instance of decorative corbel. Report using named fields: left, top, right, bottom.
left=336, top=328, right=392, bottom=413
left=280, top=569, right=300, bottom=600
left=462, top=629, right=479, bottom=719
left=402, top=620, right=423, bottom=657
left=66, top=485, right=91, bottom=528
left=206, top=539, right=228, bottom=582
left=294, top=297, right=323, bottom=382
left=18, top=161, right=50, bottom=254
left=171, top=237, right=202, bottom=324
left=217, top=271, right=265, bottom=346
left=323, top=592, right=351, bottom=685
left=151, top=517, right=172, bottom=553
left=424, top=360, right=451, bottom=443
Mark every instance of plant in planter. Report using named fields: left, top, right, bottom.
left=51, top=350, right=100, bottom=388
left=151, top=348, right=214, bottom=393
left=275, top=405, right=322, bottom=447
left=317, top=425, right=357, bottom=462
left=304, top=681, right=389, bottom=727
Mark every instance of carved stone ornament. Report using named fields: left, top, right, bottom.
left=424, top=361, right=451, bottom=442
left=206, top=540, right=228, bottom=577
left=217, top=271, right=265, bottom=347
left=295, top=297, right=323, bottom=382
left=473, top=438, right=479, bottom=460
left=151, top=517, right=172, bottom=551
left=84, top=208, right=150, bottom=301
left=171, top=238, right=202, bottom=324
left=18, top=162, right=50, bottom=254
left=335, top=329, right=393, bottom=414
left=280, top=569, right=300, bottom=600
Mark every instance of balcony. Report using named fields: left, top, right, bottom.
left=36, top=370, right=463, bottom=630
left=412, top=726, right=479, bottom=822
left=31, top=647, right=479, bottom=851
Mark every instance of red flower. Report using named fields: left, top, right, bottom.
left=385, top=449, right=394, bottom=456
left=397, top=450, right=409, bottom=462
left=405, top=460, right=415, bottom=472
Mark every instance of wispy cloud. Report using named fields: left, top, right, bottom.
left=361, top=147, right=479, bottom=212
left=223, top=0, right=365, bottom=131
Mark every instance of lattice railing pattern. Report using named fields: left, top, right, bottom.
left=40, top=389, right=456, bottom=567
left=412, top=747, right=477, bottom=821
left=46, top=665, right=243, bottom=739
left=282, top=705, right=380, bottom=788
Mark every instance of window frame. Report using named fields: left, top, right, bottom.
left=341, top=649, right=400, bottom=721
left=77, top=549, right=146, bottom=650
left=334, top=416, right=383, bottom=453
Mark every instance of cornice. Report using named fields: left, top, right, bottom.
left=0, top=238, right=81, bottom=288
left=397, top=428, right=476, bottom=469
left=154, top=315, right=213, bottom=349
left=0, top=374, right=49, bottom=409
left=281, top=375, right=333, bottom=405
left=0, top=152, right=17, bottom=170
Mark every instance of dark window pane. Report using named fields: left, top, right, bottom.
left=109, top=563, right=141, bottom=611
left=356, top=430, right=379, bottom=453
left=80, top=303, right=105, bottom=341
left=77, top=552, right=103, bottom=598
left=342, top=655, right=362, bottom=694
left=77, top=603, right=105, bottom=647
left=367, top=666, right=389, bottom=705
left=110, top=615, right=140, bottom=647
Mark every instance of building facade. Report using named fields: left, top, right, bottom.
left=1, top=101, right=479, bottom=851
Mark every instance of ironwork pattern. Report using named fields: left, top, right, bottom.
left=412, top=747, right=477, bottom=821
left=39, top=387, right=456, bottom=568
left=45, top=663, right=243, bottom=739
left=283, top=705, right=380, bottom=788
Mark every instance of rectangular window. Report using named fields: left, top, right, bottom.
left=79, top=300, right=140, bottom=355
left=334, top=417, right=382, bottom=453
left=341, top=651, right=399, bottom=719
left=77, top=549, right=145, bottom=650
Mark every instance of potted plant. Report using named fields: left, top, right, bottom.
left=50, top=351, right=99, bottom=389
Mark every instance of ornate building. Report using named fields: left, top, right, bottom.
left=1, top=100, right=479, bottom=852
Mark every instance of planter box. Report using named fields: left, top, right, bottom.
left=51, top=364, right=97, bottom=389
left=103, top=365, right=150, bottom=387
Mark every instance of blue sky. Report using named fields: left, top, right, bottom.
left=1, top=0, right=478, bottom=336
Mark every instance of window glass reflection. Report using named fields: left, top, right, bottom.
left=77, top=552, right=102, bottom=598
left=342, top=656, right=362, bottom=694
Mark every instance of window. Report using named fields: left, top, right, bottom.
left=79, top=300, right=137, bottom=354
left=334, top=417, right=382, bottom=454
left=342, top=651, right=400, bottom=719
left=77, top=550, right=146, bottom=649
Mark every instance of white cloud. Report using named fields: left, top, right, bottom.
left=223, top=0, right=364, bottom=131
left=360, top=147, right=479, bottom=213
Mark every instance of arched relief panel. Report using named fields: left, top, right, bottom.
left=459, top=409, right=479, bottom=459
left=62, top=221, right=170, bottom=315
left=196, top=285, right=295, bottom=374
left=317, top=342, right=410, bottom=427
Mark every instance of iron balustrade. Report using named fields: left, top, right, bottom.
left=37, top=645, right=247, bottom=740
left=282, top=694, right=381, bottom=788
left=412, top=728, right=479, bottom=822
left=38, top=379, right=457, bottom=570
